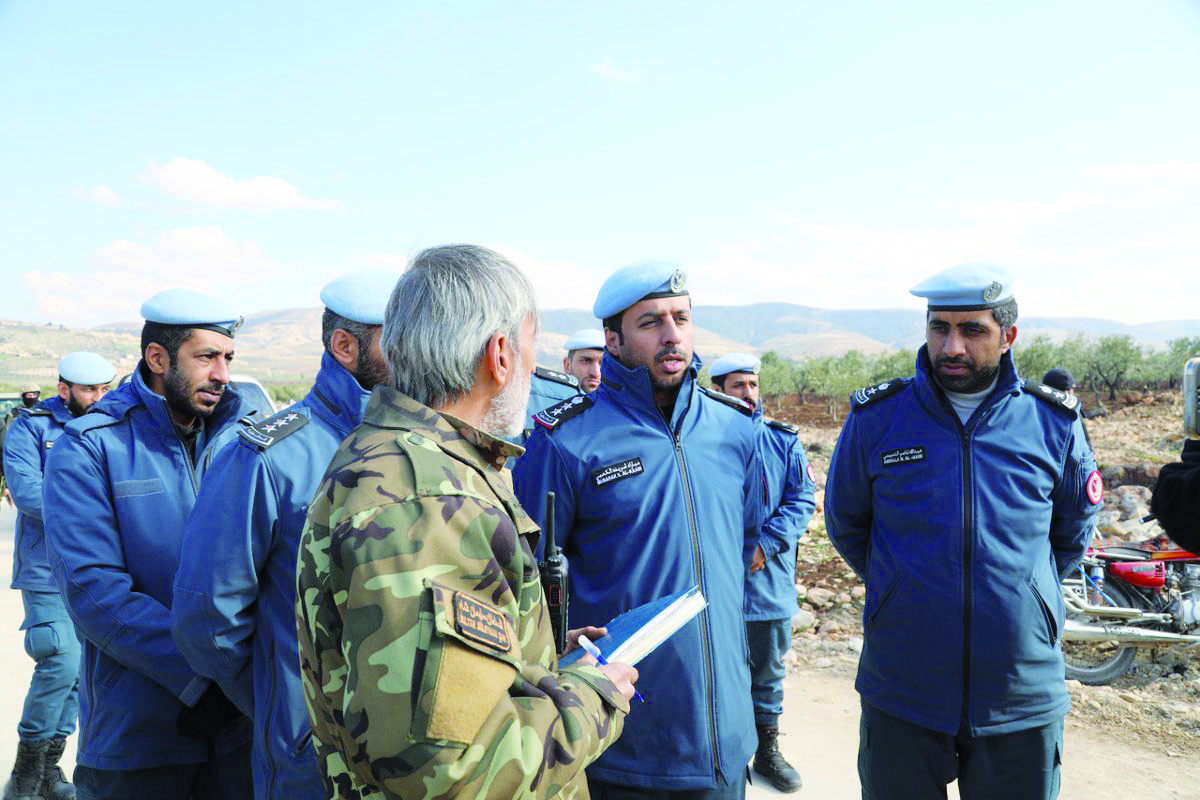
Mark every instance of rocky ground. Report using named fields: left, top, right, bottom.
left=765, top=389, right=1200, bottom=756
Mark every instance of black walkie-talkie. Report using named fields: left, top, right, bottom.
left=538, top=491, right=569, bottom=655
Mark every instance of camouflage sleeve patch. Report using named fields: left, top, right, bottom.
left=534, top=366, right=580, bottom=389
left=1022, top=380, right=1082, bottom=414
left=849, top=377, right=912, bottom=410
left=698, top=386, right=753, bottom=415
left=238, top=408, right=309, bottom=449
left=533, top=394, right=593, bottom=431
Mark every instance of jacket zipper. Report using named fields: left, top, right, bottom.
left=669, top=426, right=724, bottom=785
left=959, top=427, right=972, bottom=732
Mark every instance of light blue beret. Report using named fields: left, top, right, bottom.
left=910, top=262, right=1014, bottom=310
left=320, top=271, right=399, bottom=325
left=140, top=288, right=242, bottom=337
left=593, top=261, right=689, bottom=320
left=57, top=351, right=117, bottom=385
left=709, top=352, right=761, bottom=378
left=563, top=329, right=606, bottom=352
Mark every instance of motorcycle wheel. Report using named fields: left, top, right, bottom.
left=1062, top=580, right=1140, bottom=686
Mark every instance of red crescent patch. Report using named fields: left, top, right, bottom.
left=806, top=463, right=817, bottom=483
left=1085, top=470, right=1104, bottom=505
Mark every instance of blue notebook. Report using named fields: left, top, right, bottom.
left=558, top=585, right=707, bottom=667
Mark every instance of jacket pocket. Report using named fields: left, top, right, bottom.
left=113, top=478, right=165, bottom=498
left=1027, top=580, right=1059, bottom=646
left=867, top=574, right=902, bottom=630
left=411, top=582, right=520, bottom=746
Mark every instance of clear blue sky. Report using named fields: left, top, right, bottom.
left=2, top=0, right=1198, bottom=326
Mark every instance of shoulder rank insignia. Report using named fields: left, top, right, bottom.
left=1022, top=380, right=1081, bottom=413
left=69, top=411, right=121, bottom=437
left=533, top=394, right=592, bottom=431
left=239, top=409, right=309, bottom=449
left=765, top=417, right=799, bottom=435
left=534, top=366, right=580, bottom=389
left=850, top=377, right=912, bottom=410
left=698, top=386, right=754, bottom=416
left=25, top=407, right=52, bottom=417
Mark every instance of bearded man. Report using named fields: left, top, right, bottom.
left=43, top=289, right=256, bottom=799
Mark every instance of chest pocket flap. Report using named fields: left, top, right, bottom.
left=113, top=479, right=165, bottom=498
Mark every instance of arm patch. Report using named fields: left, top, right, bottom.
left=698, top=386, right=753, bottom=416
left=534, top=366, right=580, bottom=389
left=765, top=417, right=799, bottom=435
left=850, top=378, right=912, bottom=410
left=533, top=394, right=592, bottom=432
left=238, top=409, right=309, bottom=449
left=1022, top=380, right=1081, bottom=414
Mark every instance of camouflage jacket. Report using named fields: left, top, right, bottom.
left=296, top=388, right=629, bottom=799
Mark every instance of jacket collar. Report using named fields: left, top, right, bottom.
left=102, top=361, right=252, bottom=437
left=307, top=352, right=371, bottom=438
left=363, top=386, right=523, bottom=473
left=36, top=395, right=75, bottom=425
left=598, top=350, right=699, bottom=431
left=912, top=345, right=1022, bottom=422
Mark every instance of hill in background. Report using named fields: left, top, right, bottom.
left=5, top=303, right=1199, bottom=387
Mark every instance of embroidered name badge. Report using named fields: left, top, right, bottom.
left=881, top=447, right=926, bottom=466
left=1086, top=470, right=1104, bottom=505
left=592, top=457, right=644, bottom=488
left=453, top=592, right=511, bottom=652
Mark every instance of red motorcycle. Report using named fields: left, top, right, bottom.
left=1061, top=542, right=1200, bottom=685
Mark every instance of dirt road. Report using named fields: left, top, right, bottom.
left=0, top=503, right=1196, bottom=797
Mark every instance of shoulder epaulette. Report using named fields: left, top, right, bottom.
left=239, top=408, right=309, bottom=449
left=68, top=411, right=122, bottom=436
left=534, top=366, right=580, bottom=389
left=533, top=394, right=592, bottom=432
left=765, top=417, right=799, bottom=435
left=850, top=377, right=912, bottom=410
left=1022, top=380, right=1081, bottom=414
left=698, top=386, right=754, bottom=416
left=24, top=407, right=52, bottom=417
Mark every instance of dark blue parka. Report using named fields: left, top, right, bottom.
left=42, top=366, right=254, bottom=769
left=513, top=353, right=765, bottom=791
left=172, top=353, right=369, bottom=800
left=744, top=410, right=817, bottom=621
left=825, top=349, right=1100, bottom=737
left=3, top=396, right=73, bottom=593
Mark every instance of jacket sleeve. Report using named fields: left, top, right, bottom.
left=1151, top=439, right=1200, bottom=553
left=742, top=430, right=769, bottom=551
left=2, top=415, right=44, bottom=520
left=43, top=432, right=209, bottom=705
left=512, top=429, right=577, bottom=561
left=1049, top=417, right=1100, bottom=578
left=297, top=493, right=627, bottom=799
left=171, top=440, right=268, bottom=716
left=825, top=411, right=872, bottom=579
left=758, top=437, right=817, bottom=562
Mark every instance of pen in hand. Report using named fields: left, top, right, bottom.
left=578, top=635, right=646, bottom=703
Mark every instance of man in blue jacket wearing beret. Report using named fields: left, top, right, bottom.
left=826, top=264, right=1102, bottom=800
left=514, top=262, right=766, bottom=799
left=171, top=272, right=395, bottom=800
left=3, top=352, right=116, bottom=800
left=43, top=289, right=256, bottom=800
left=710, top=352, right=815, bottom=794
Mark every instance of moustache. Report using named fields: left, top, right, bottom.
left=655, top=347, right=687, bottom=362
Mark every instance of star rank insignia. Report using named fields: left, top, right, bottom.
left=239, top=409, right=309, bottom=449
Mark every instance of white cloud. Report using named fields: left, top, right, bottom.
left=591, top=58, right=637, bottom=81
left=486, top=244, right=599, bottom=310
left=137, top=157, right=344, bottom=212
left=1084, top=160, right=1200, bottom=182
left=70, top=184, right=122, bottom=208
left=23, top=226, right=282, bottom=326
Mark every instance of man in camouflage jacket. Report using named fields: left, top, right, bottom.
left=295, top=244, right=636, bottom=799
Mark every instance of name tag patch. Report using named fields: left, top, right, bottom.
left=453, top=592, right=511, bottom=652
left=881, top=447, right=926, bottom=466
left=592, top=457, right=644, bottom=488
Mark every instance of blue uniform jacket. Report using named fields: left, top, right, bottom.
left=172, top=353, right=368, bottom=800
left=42, top=366, right=254, bottom=770
left=513, top=353, right=765, bottom=790
left=3, top=396, right=73, bottom=595
left=825, top=349, right=1100, bottom=737
left=744, top=410, right=816, bottom=621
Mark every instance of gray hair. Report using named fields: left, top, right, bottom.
left=383, top=244, right=537, bottom=408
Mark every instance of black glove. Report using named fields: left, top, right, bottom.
left=177, top=685, right=245, bottom=738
